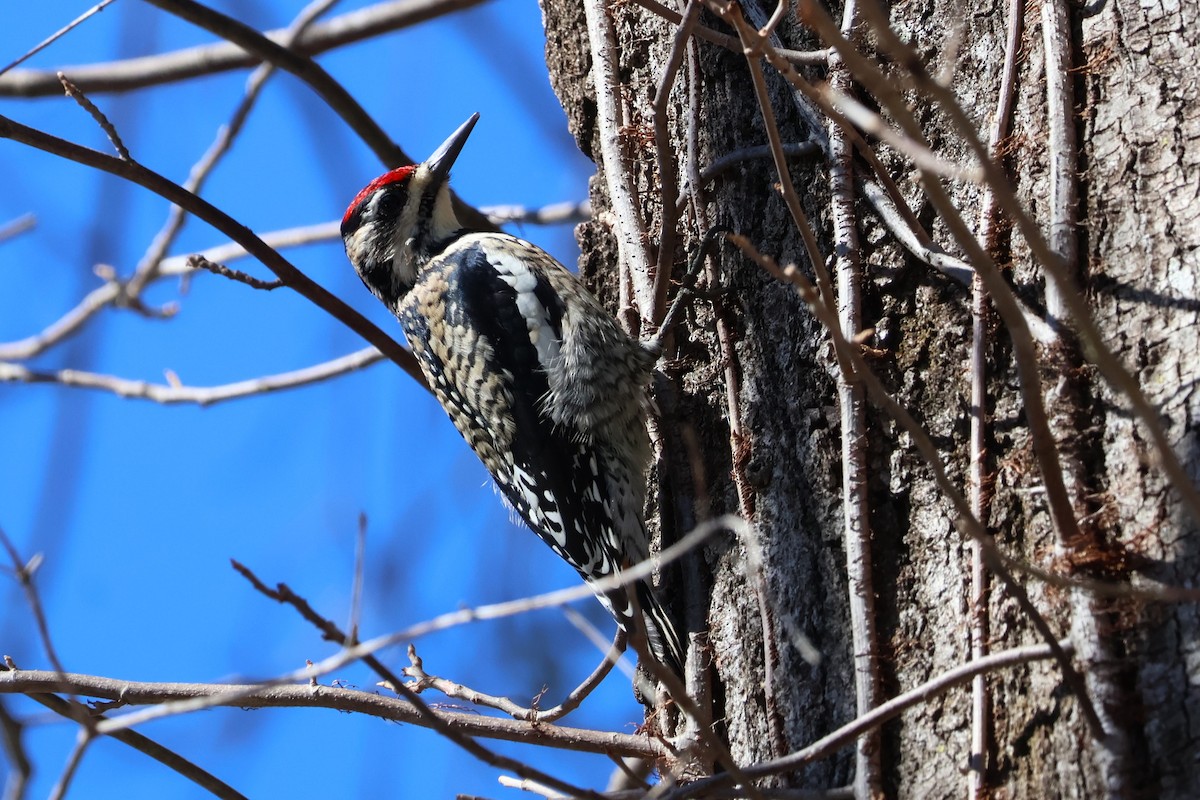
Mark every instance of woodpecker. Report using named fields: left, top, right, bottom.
left=341, top=114, right=684, bottom=675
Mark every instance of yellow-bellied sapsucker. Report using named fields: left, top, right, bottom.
left=341, top=114, right=684, bottom=674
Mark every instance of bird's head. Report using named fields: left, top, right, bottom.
left=341, top=113, right=479, bottom=309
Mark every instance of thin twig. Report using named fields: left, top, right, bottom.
left=126, top=0, right=339, bottom=298
left=715, top=3, right=836, bottom=314
left=0, top=201, right=581, bottom=363
left=130, top=519, right=724, bottom=744
left=0, top=669, right=662, bottom=762
left=826, top=2, right=883, bottom=796
left=968, top=0, right=1023, bottom=793
left=141, top=0, right=402, bottom=167
left=47, top=728, right=93, bottom=800
left=188, top=254, right=284, bottom=290
left=650, top=0, right=701, bottom=329
left=0, top=112, right=424, bottom=387
left=1041, top=0, right=1134, bottom=785
left=1, top=664, right=246, bottom=800
left=0, top=0, right=117, bottom=78
left=349, top=512, right=368, bottom=644
left=0, top=214, right=35, bottom=244
left=663, top=642, right=1065, bottom=799
left=0, top=348, right=385, bottom=405
left=230, top=565, right=610, bottom=797
left=57, top=73, right=128, bottom=160
left=0, top=0, right=489, bottom=97
left=0, top=529, right=69, bottom=682
left=847, top=0, right=1200, bottom=532
left=627, top=0, right=832, bottom=64
left=0, top=700, right=32, bottom=800
left=583, top=0, right=657, bottom=325
left=483, top=201, right=591, bottom=227
left=675, top=142, right=823, bottom=216
left=405, top=635, right=624, bottom=723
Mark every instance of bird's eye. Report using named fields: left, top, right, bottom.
left=373, top=188, right=402, bottom=220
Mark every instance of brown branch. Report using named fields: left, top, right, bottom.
left=0, top=669, right=663, bottom=762
left=968, top=0, right=1023, bottom=793
left=0, top=700, right=32, bottom=800
left=0, top=662, right=246, bottom=800
left=729, top=232, right=1107, bottom=743
left=650, top=0, right=701, bottom=330
left=0, top=347, right=385, bottom=405
left=188, top=255, right=284, bottom=290
left=715, top=3, right=836, bottom=314
left=0, top=200, right=582, bottom=364
left=404, top=636, right=623, bottom=723
left=0, top=530, right=68, bottom=682
left=627, top=0, right=831, bottom=64
left=0, top=1, right=117, bottom=78
left=231, top=562, right=640, bottom=796
left=141, top=0, right=402, bottom=168
left=57, top=73, right=128, bottom=160
left=846, top=0, right=1200, bottom=533
left=0, top=213, right=35, bottom=244
left=84, top=517, right=725, bottom=739
left=483, top=201, right=591, bottom=227
left=0, top=0, right=489, bottom=97
left=126, top=0, right=337, bottom=298
left=665, top=642, right=1065, bottom=799
left=47, top=729, right=93, bottom=800
left=0, top=113, right=425, bottom=389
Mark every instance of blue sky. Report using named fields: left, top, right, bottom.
left=0, top=2, right=646, bottom=797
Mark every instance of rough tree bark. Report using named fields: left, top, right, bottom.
left=539, top=0, right=1199, bottom=797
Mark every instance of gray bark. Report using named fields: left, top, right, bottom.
left=539, top=0, right=1200, bottom=796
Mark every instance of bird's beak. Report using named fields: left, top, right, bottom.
left=424, top=113, right=479, bottom=185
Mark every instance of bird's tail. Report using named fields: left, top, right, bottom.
left=631, top=579, right=685, bottom=677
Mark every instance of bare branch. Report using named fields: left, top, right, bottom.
left=229, top=561, right=635, bottom=796
left=47, top=728, right=93, bottom=800
left=57, top=73, right=128, bottom=160
left=187, top=254, right=284, bottom=291
left=650, top=1, right=701, bottom=330
left=825, top=3, right=885, bottom=795
left=483, top=201, right=591, bottom=227
left=0, top=348, right=384, bottom=405
left=404, top=632, right=624, bottom=724
left=85, top=518, right=725, bottom=750
left=141, top=0, right=402, bottom=167
left=0, top=214, right=35, bottom=244
left=127, top=0, right=339, bottom=297
left=0, top=663, right=246, bottom=800
left=0, top=113, right=425, bottom=388
left=969, top=0, right=1025, bottom=793
left=0, top=700, right=31, bottom=800
left=583, top=0, right=656, bottom=325
left=0, top=529, right=68, bottom=681
left=666, top=642, right=1066, bottom=799
left=0, top=669, right=663, bottom=762
left=0, top=1, right=116, bottom=78
left=0, top=0, right=489, bottom=97
left=634, top=0, right=832, bottom=64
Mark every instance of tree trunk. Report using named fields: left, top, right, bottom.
left=539, top=0, right=1199, bottom=796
